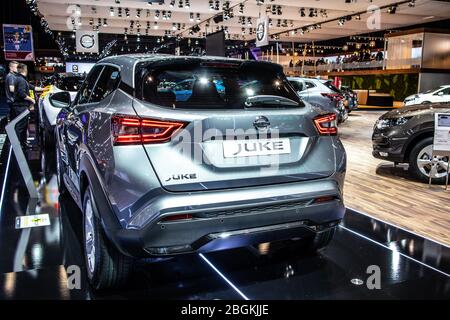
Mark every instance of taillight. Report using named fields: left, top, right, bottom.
left=321, top=93, right=343, bottom=101
left=314, top=114, right=337, bottom=136
left=112, top=115, right=186, bottom=145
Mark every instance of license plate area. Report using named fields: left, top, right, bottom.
left=223, top=138, right=291, bottom=158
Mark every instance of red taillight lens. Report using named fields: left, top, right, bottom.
left=314, top=114, right=338, bottom=136
left=321, top=93, right=343, bottom=101
left=313, top=195, right=336, bottom=204
left=160, top=214, right=193, bottom=222
left=112, top=115, right=186, bottom=145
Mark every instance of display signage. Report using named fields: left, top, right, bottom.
left=434, top=113, right=450, bottom=152
left=65, top=62, right=95, bottom=74
left=2, top=24, right=35, bottom=61
left=256, top=16, right=269, bottom=47
left=76, top=30, right=99, bottom=53
left=15, top=214, right=51, bottom=229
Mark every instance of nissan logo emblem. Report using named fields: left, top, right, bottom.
left=253, top=116, right=270, bottom=131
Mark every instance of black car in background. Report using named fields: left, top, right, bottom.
left=372, top=103, right=450, bottom=184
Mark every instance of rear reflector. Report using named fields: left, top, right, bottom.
left=112, top=115, right=186, bottom=145
left=314, top=196, right=336, bottom=204
left=160, top=214, right=193, bottom=222
left=314, top=113, right=338, bottom=136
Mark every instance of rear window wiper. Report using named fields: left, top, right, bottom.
left=244, top=95, right=300, bottom=107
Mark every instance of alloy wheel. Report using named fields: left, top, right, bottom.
left=84, top=198, right=96, bottom=275
left=416, top=145, right=449, bottom=179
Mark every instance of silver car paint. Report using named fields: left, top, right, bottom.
left=56, top=55, right=346, bottom=250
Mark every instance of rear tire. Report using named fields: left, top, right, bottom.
left=83, top=186, right=134, bottom=290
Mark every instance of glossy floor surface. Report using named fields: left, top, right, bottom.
left=0, top=142, right=449, bottom=300
left=340, top=111, right=450, bottom=246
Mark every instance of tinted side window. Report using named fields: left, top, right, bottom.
left=90, top=66, right=121, bottom=103
left=438, top=88, right=450, bottom=95
left=305, top=81, right=315, bottom=89
left=290, top=80, right=304, bottom=92
left=76, top=66, right=103, bottom=105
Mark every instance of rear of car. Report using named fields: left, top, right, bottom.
left=117, top=60, right=346, bottom=251
left=288, top=77, right=347, bottom=123
left=59, top=56, right=347, bottom=289
left=320, top=80, right=348, bottom=121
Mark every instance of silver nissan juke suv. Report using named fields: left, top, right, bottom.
left=51, top=55, right=347, bottom=289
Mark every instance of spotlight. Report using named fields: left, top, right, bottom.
left=103, top=19, right=108, bottom=27
left=338, top=18, right=345, bottom=26
left=153, top=22, right=159, bottom=29
left=189, top=12, right=194, bottom=22
left=408, top=0, right=415, bottom=7
left=185, top=0, right=190, bottom=9
left=169, top=0, right=175, bottom=8
left=387, top=5, right=397, bottom=14
left=110, top=7, right=115, bottom=16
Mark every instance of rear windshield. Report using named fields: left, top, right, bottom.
left=141, top=62, right=302, bottom=109
left=56, top=76, right=85, bottom=92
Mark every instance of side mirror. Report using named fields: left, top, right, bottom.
left=49, top=91, right=72, bottom=108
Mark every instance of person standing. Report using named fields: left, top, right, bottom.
left=5, top=61, right=19, bottom=115
left=11, top=63, right=35, bottom=148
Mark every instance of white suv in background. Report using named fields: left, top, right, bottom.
left=404, top=85, right=450, bottom=106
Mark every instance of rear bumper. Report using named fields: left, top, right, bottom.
left=102, top=178, right=345, bottom=258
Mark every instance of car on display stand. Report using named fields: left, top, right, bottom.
left=372, top=102, right=450, bottom=184
left=403, top=85, right=450, bottom=106
left=49, top=55, right=347, bottom=290
left=288, top=77, right=348, bottom=123
left=39, top=73, right=85, bottom=149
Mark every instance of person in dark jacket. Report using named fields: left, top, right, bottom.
left=5, top=61, right=19, bottom=114
left=11, top=63, right=35, bottom=148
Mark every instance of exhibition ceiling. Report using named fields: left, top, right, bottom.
left=33, top=0, right=450, bottom=42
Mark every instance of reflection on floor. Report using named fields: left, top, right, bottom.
left=0, top=147, right=448, bottom=300
left=340, top=111, right=450, bottom=246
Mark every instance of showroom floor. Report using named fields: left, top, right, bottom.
left=340, top=111, right=450, bottom=246
left=0, top=133, right=448, bottom=299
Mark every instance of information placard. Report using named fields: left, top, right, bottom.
left=434, top=113, right=450, bottom=152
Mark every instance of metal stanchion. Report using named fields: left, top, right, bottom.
left=428, top=151, right=450, bottom=191
left=5, top=109, right=39, bottom=199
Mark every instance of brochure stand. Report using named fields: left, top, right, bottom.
left=5, top=109, right=39, bottom=199
left=429, top=113, right=450, bottom=190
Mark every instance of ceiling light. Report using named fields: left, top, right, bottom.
left=387, top=5, right=397, bottom=14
